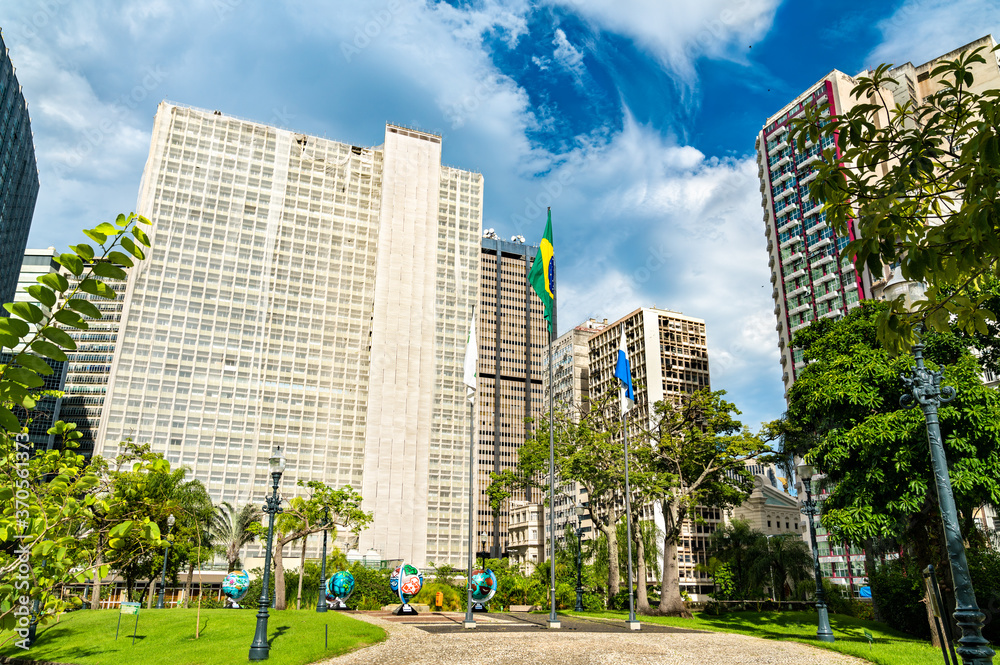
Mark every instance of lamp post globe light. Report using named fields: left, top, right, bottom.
left=249, top=447, right=286, bottom=662
left=797, top=463, right=835, bottom=643
left=156, top=514, right=176, bottom=609
left=574, top=506, right=585, bottom=612
left=900, top=343, right=995, bottom=665
left=316, top=507, right=330, bottom=613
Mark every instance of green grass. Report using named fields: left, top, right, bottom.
left=567, top=609, right=946, bottom=665
left=0, top=608, right=386, bottom=665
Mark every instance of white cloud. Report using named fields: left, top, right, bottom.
left=868, top=0, right=1000, bottom=69
left=548, top=0, right=781, bottom=83
left=552, top=27, right=585, bottom=79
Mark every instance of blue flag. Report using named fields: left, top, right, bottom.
left=614, top=329, right=634, bottom=414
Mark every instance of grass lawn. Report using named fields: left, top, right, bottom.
left=567, top=609, right=946, bottom=665
left=0, top=608, right=386, bottom=665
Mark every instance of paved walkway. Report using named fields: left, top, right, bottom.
left=318, top=612, right=866, bottom=665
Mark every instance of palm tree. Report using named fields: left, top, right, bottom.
left=212, top=502, right=263, bottom=572
left=709, top=520, right=766, bottom=599
left=752, top=534, right=813, bottom=602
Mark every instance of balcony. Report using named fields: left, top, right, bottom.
left=820, top=308, right=843, bottom=320
left=773, top=171, right=795, bottom=185
left=797, top=153, right=821, bottom=169
left=774, top=302, right=781, bottom=315
left=814, top=272, right=838, bottom=286
left=774, top=187, right=795, bottom=202
left=789, top=302, right=812, bottom=315
left=785, top=268, right=806, bottom=282
left=786, top=284, right=810, bottom=298
left=777, top=218, right=800, bottom=235
left=810, top=237, right=833, bottom=251
left=786, top=251, right=804, bottom=263
left=775, top=201, right=799, bottom=216
left=813, top=254, right=834, bottom=268
left=791, top=320, right=814, bottom=334
left=771, top=154, right=792, bottom=169
left=779, top=236, right=803, bottom=250
left=800, top=169, right=819, bottom=185
left=804, top=204, right=824, bottom=218
left=816, top=290, right=840, bottom=304
left=768, top=256, right=775, bottom=268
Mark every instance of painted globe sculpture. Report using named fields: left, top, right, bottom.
left=470, top=569, right=498, bottom=604
left=326, top=570, right=356, bottom=602
left=389, top=563, right=423, bottom=603
left=221, top=570, right=250, bottom=602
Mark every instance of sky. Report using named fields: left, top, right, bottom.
left=2, top=0, right=999, bottom=431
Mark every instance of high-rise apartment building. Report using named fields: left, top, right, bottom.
left=97, top=103, right=482, bottom=567
left=588, top=307, right=715, bottom=599
left=476, top=234, right=547, bottom=557
left=0, top=32, right=40, bottom=307
left=758, top=35, right=1000, bottom=394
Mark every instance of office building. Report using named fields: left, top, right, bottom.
left=758, top=35, right=1000, bottom=394
left=476, top=232, right=547, bottom=557
left=588, top=307, right=714, bottom=599
left=0, top=31, right=40, bottom=307
left=97, top=103, right=482, bottom=568
left=5, top=249, right=66, bottom=448
left=57, top=260, right=128, bottom=459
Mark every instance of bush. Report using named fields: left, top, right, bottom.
left=345, top=564, right=396, bottom=610
left=867, top=559, right=930, bottom=638
left=412, top=581, right=464, bottom=611
left=968, top=547, right=1000, bottom=643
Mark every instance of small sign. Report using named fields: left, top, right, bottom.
left=120, top=602, right=140, bottom=616
left=863, top=629, right=874, bottom=648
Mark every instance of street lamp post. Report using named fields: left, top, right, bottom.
left=316, top=508, right=329, bottom=613
left=574, top=506, right=585, bottom=612
left=479, top=532, right=488, bottom=569
left=249, top=447, right=286, bottom=662
left=156, top=514, right=176, bottom=609
left=797, top=464, right=835, bottom=643
left=901, top=343, right=995, bottom=665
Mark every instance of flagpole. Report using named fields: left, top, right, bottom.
left=547, top=297, right=559, bottom=629
left=464, top=395, right=476, bottom=629
left=623, top=408, right=639, bottom=629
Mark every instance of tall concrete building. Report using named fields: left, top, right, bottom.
left=588, top=307, right=715, bottom=599
left=0, top=31, right=40, bottom=307
left=758, top=35, right=1000, bottom=394
left=97, top=103, right=482, bottom=567
left=476, top=233, right=547, bottom=557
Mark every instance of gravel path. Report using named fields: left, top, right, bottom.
left=316, top=613, right=867, bottom=665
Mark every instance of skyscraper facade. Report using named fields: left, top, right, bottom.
left=588, top=307, right=716, bottom=598
left=0, top=32, right=40, bottom=307
left=97, top=103, right=482, bottom=567
left=758, top=35, right=1000, bottom=394
left=476, top=234, right=547, bottom=557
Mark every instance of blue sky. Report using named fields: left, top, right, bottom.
left=2, top=0, right=998, bottom=431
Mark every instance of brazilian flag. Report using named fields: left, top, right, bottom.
left=528, top=209, right=555, bottom=334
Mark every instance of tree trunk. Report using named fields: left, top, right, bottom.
left=601, top=518, right=620, bottom=599
left=633, top=513, right=651, bottom=614
left=90, top=549, right=103, bottom=609
left=274, top=537, right=287, bottom=610
left=864, top=538, right=881, bottom=622
left=184, top=561, right=195, bottom=608
left=144, top=578, right=154, bottom=609
left=658, top=502, right=691, bottom=617
left=296, top=536, right=307, bottom=610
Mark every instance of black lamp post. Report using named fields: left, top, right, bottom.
left=249, top=447, right=286, bottom=662
left=901, top=343, right=995, bottom=665
left=156, top=514, right=176, bottom=609
left=797, top=464, right=834, bottom=643
left=574, top=506, right=585, bottom=612
left=479, top=532, right=488, bottom=569
left=316, top=507, right=330, bottom=613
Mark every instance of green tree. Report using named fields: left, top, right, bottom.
left=641, top=390, right=771, bottom=616
left=789, top=44, right=1000, bottom=351
left=212, top=501, right=263, bottom=572
left=0, top=213, right=154, bottom=644
left=782, top=300, right=1000, bottom=637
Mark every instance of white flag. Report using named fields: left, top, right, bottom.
left=463, top=313, right=478, bottom=401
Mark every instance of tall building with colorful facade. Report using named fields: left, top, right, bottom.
left=97, top=103, right=482, bottom=568
left=0, top=31, right=39, bottom=307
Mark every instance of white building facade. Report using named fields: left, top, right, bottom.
left=97, top=103, right=482, bottom=567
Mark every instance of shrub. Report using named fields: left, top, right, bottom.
left=413, top=581, right=464, bottom=611
left=968, top=547, right=1000, bottom=643
left=345, top=564, right=396, bottom=610
left=867, top=559, right=930, bottom=638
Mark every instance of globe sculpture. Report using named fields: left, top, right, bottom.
left=326, top=570, right=355, bottom=609
left=221, top=570, right=250, bottom=605
left=470, top=569, right=498, bottom=605
left=389, top=563, right=423, bottom=614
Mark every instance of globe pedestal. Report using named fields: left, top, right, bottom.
left=330, top=599, right=349, bottom=610
left=393, top=603, right=419, bottom=616
left=471, top=602, right=488, bottom=613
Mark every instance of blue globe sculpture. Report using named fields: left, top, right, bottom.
left=326, top=570, right=356, bottom=602
left=470, top=569, right=497, bottom=604
left=222, top=570, right=250, bottom=602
